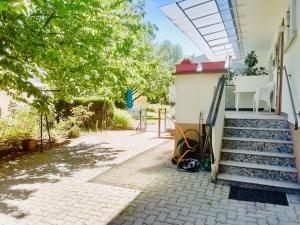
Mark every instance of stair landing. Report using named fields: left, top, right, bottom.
left=225, top=111, right=286, bottom=120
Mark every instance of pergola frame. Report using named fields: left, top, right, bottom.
left=161, top=0, right=245, bottom=60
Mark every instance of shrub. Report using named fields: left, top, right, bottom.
left=54, top=96, right=114, bottom=130
left=0, top=109, right=39, bottom=140
left=112, top=109, right=133, bottom=130
left=53, top=105, right=93, bottom=138
left=66, top=126, right=80, bottom=139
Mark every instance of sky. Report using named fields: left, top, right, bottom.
left=144, top=0, right=202, bottom=57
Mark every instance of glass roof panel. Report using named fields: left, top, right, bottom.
left=212, top=45, right=225, bottom=51
left=178, top=0, right=212, bottom=9
left=215, top=50, right=227, bottom=55
left=193, top=13, right=222, bottom=28
left=208, top=37, right=229, bottom=46
left=199, top=23, right=225, bottom=34
left=160, top=0, right=243, bottom=61
left=203, top=30, right=227, bottom=40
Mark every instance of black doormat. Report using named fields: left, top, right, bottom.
left=229, top=186, right=289, bottom=206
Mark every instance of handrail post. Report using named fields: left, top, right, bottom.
left=204, top=75, right=226, bottom=163
left=284, top=66, right=298, bottom=130
left=164, top=108, right=167, bottom=132
left=158, top=109, right=161, bottom=137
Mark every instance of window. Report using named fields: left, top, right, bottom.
left=285, top=0, right=297, bottom=51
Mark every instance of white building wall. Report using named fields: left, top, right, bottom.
left=282, top=1, right=300, bottom=124
left=175, top=73, right=223, bottom=124
left=0, top=91, right=13, bottom=117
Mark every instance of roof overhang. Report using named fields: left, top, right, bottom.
left=233, top=0, right=289, bottom=65
left=160, top=0, right=244, bottom=61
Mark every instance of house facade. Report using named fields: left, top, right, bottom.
left=162, top=0, right=300, bottom=191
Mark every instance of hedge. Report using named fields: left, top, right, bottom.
left=54, top=96, right=114, bottom=130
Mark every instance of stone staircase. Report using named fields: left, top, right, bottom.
left=217, top=116, right=300, bottom=192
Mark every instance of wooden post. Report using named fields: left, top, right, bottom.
left=164, top=108, right=167, bottom=132
left=40, top=113, right=43, bottom=152
left=139, top=109, right=142, bottom=133
left=158, top=109, right=161, bottom=137
left=144, top=110, right=147, bottom=131
left=45, top=114, right=51, bottom=148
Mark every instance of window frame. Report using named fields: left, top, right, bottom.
left=285, top=0, right=297, bottom=52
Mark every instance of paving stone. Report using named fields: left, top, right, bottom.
left=0, top=134, right=300, bottom=225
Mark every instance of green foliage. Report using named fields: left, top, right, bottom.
left=244, top=51, right=258, bottom=68
left=242, top=51, right=268, bottom=76
left=0, top=0, right=172, bottom=110
left=112, top=109, right=133, bottom=130
left=65, top=126, right=80, bottom=139
left=226, top=70, right=237, bottom=84
left=54, top=104, right=93, bottom=138
left=55, top=96, right=114, bottom=130
left=156, top=40, right=183, bottom=71
left=130, top=40, right=182, bottom=104
left=0, top=109, right=39, bottom=141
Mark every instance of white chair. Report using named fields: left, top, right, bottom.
left=253, top=82, right=275, bottom=112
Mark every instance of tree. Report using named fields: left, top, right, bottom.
left=128, top=40, right=183, bottom=104
left=0, top=0, right=167, bottom=110
left=156, top=40, right=183, bottom=71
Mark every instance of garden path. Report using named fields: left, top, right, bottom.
left=0, top=130, right=166, bottom=224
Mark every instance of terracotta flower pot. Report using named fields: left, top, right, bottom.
left=21, top=139, right=37, bottom=151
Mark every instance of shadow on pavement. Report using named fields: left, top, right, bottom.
left=0, top=142, right=125, bottom=217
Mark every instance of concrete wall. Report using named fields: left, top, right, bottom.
left=175, top=72, right=223, bottom=125
left=282, top=0, right=300, bottom=125
left=0, top=91, right=13, bottom=117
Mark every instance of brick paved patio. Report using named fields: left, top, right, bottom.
left=0, top=131, right=300, bottom=225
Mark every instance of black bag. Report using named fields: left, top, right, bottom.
left=177, top=158, right=202, bottom=172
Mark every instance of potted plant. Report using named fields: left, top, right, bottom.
left=21, top=135, right=37, bottom=151
left=241, top=51, right=268, bottom=76
left=16, top=109, right=38, bottom=151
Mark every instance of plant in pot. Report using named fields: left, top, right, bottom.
left=21, top=132, right=37, bottom=152
left=241, top=51, right=268, bottom=76
left=14, top=109, right=39, bottom=151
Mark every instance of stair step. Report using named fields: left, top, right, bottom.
left=220, top=161, right=297, bottom=172
left=219, top=160, right=297, bottom=183
left=222, top=137, right=294, bottom=154
left=225, top=118, right=289, bottom=129
left=217, top=174, right=300, bottom=192
left=223, top=127, right=292, bottom=141
left=223, top=137, right=293, bottom=144
left=224, top=127, right=290, bottom=131
left=221, top=149, right=294, bottom=157
left=221, top=149, right=296, bottom=167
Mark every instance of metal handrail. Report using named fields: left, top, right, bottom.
left=284, top=66, right=298, bottom=130
left=205, top=75, right=226, bottom=163
left=206, top=75, right=226, bottom=126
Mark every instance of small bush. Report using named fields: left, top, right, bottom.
left=66, top=126, right=80, bottom=139
left=53, top=105, right=93, bottom=138
left=54, top=96, right=114, bottom=130
left=0, top=109, right=39, bottom=140
left=112, top=109, right=133, bottom=130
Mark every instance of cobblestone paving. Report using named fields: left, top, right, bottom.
left=91, top=141, right=300, bottom=225
left=0, top=131, right=166, bottom=225
left=1, top=133, right=300, bottom=225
